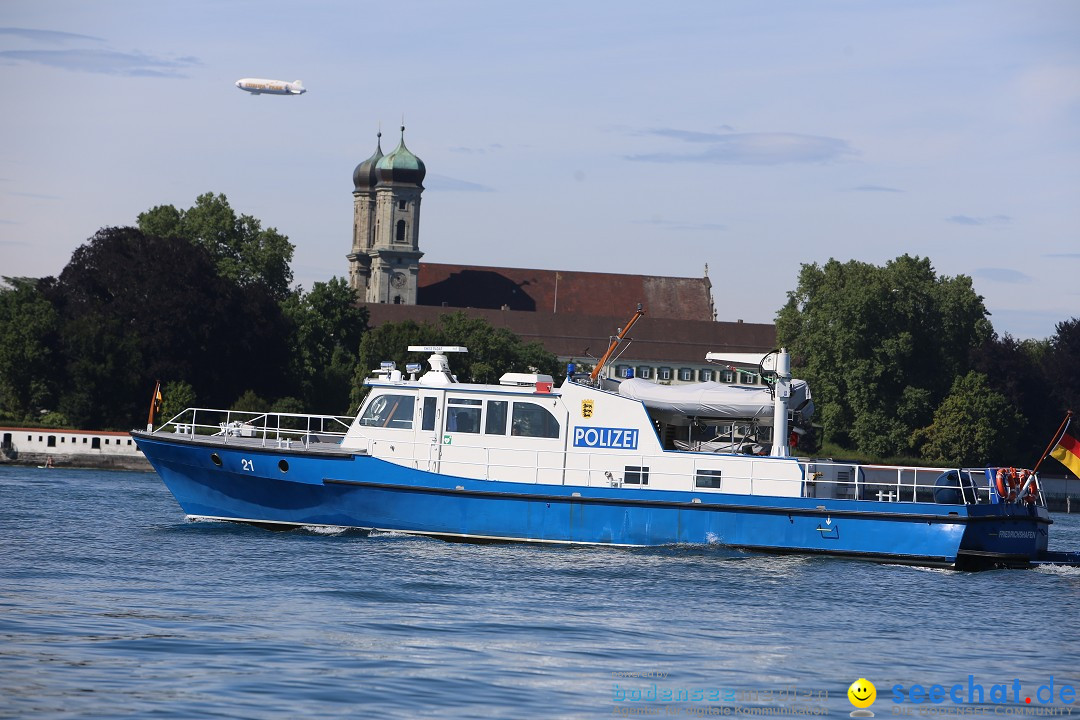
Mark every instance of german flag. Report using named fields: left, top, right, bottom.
left=1050, top=428, right=1080, bottom=478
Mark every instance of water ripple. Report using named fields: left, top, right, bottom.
left=2, top=465, right=1079, bottom=719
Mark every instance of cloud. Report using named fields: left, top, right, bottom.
left=424, top=174, right=493, bottom=192
left=975, top=268, right=1031, bottom=283
left=645, top=127, right=736, bottom=142
left=850, top=184, right=903, bottom=193
left=1043, top=252, right=1080, bottom=259
left=946, top=214, right=1011, bottom=226
left=0, top=27, right=104, bottom=44
left=449, top=144, right=503, bottom=155
left=6, top=191, right=61, bottom=200
left=627, top=128, right=856, bottom=165
left=633, top=218, right=726, bottom=232
left=0, top=48, right=200, bottom=77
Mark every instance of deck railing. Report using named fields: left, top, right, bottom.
left=151, top=411, right=1045, bottom=506
left=341, top=432, right=1046, bottom=506
left=155, top=407, right=354, bottom=449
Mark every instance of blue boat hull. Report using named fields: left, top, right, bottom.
left=133, top=434, right=1051, bottom=568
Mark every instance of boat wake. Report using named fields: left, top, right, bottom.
left=885, top=563, right=953, bottom=574
left=1034, top=563, right=1080, bottom=578
left=301, top=524, right=350, bottom=536
left=367, top=529, right=421, bottom=539
left=184, top=515, right=225, bottom=524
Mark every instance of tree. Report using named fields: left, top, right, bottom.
left=970, top=333, right=1055, bottom=462
left=158, top=380, right=197, bottom=424
left=231, top=389, right=270, bottom=412
left=44, top=226, right=292, bottom=428
left=281, top=278, right=369, bottom=414
left=0, top=277, right=61, bottom=421
left=912, top=372, right=1025, bottom=466
left=776, top=255, right=992, bottom=457
left=1042, top=318, right=1080, bottom=419
left=138, top=192, right=294, bottom=300
left=350, top=312, right=561, bottom=410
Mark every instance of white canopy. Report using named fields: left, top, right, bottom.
left=617, top=379, right=813, bottom=422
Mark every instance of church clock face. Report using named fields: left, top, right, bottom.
left=390, top=271, right=407, bottom=289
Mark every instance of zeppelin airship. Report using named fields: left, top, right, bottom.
left=235, top=78, right=306, bottom=95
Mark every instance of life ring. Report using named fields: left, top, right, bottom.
left=995, top=467, right=1019, bottom=502
left=1015, top=469, right=1039, bottom=504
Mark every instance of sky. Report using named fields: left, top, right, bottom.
left=1, top=1, right=1077, bottom=340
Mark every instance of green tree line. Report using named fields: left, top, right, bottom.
left=777, top=255, right=1079, bottom=467
left=2, top=198, right=1076, bottom=470
left=0, top=192, right=558, bottom=429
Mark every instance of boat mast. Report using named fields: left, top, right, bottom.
left=770, top=348, right=791, bottom=457
left=589, top=304, right=645, bottom=383
left=703, top=347, right=793, bottom=457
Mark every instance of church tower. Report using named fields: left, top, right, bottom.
left=347, top=132, right=383, bottom=294
left=348, top=126, right=425, bottom=304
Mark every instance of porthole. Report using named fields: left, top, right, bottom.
left=210, top=453, right=222, bottom=466
left=278, top=459, right=289, bottom=473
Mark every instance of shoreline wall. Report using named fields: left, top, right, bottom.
left=0, top=426, right=152, bottom=471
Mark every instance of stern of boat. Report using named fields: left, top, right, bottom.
left=955, top=501, right=1051, bottom=569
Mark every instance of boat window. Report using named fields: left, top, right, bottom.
left=446, top=405, right=480, bottom=433
left=486, top=400, right=508, bottom=435
left=359, top=394, right=415, bottom=429
left=511, top=402, right=560, bottom=439
left=421, top=397, right=437, bottom=431
left=625, top=466, right=650, bottom=485
left=447, top=398, right=482, bottom=433
left=695, top=469, right=723, bottom=489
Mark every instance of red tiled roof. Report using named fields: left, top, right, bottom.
left=417, top=263, right=715, bottom=322
left=361, top=304, right=775, bottom=364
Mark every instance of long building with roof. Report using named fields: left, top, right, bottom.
left=346, top=129, right=775, bottom=384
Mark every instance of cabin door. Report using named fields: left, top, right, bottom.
left=416, top=390, right=443, bottom=473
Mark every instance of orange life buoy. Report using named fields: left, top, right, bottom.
left=995, top=467, right=1019, bottom=502
left=1016, top=469, right=1039, bottom=504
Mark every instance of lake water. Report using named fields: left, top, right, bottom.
left=2, top=465, right=1078, bottom=719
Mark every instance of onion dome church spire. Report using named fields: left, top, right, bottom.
left=375, top=125, right=426, bottom=188
left=352, top=131, right=383, bottom=191
left=347, top=125, right=425, bottom=304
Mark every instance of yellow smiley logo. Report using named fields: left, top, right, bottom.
left=848, top=678, right=877, bottom=709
